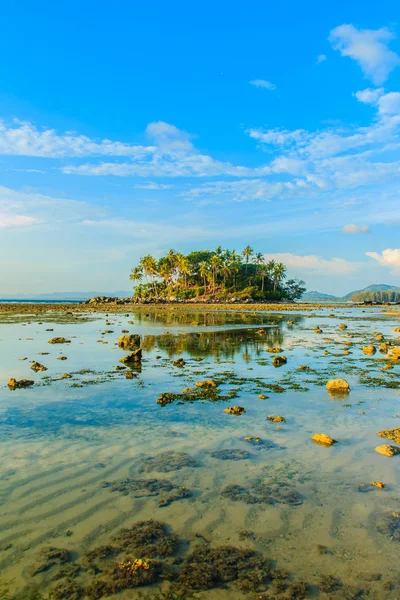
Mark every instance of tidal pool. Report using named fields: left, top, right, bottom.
left=0, top=307, right=400, bottom=599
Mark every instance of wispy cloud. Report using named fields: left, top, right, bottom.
left=329, top=24, right=400, bottom=84
left=0, top=214, right=40, bottom=229
left=250, top=79, right=276, bottom=90
left=343, top=223, right=369, bottom=234
left=366, top=248, right=400, bottom=271
left=133, top=182, right=173, bottom=190
left=263, top=252, right=358, bottom=274
left=0, top=119, right=155, bottom=158
left=316, top=54, right=327, bottom=64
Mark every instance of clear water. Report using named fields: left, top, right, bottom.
left=1, top=307, right=400, bottom=599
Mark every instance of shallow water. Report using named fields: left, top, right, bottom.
left=1, top=307, right=400, bottom=599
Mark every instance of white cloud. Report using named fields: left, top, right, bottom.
left=0, top=214, right=40, bottom=229
left=133, top=182, right=172, bottom=190
left=184, top=179, right=304, bottom=203
left=0, top=119, right=155, bottom=158
left=378, top=91, right=400, bottom=115
left=329, top=24, right=400, bottom=84
left=250, top=79, right=276, bottom=90
left=343, top=223, right=369, bottom=234
left=366, top=248, right=400, bottom=271
left=263, top=252, right=357, bottom=274
left=0, top=184, right=102, bottom=226
left=355, top=87, right=384, bottom=104
left=316, top=54, right=327, bottom=64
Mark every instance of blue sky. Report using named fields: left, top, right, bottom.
left=1, top=0, right=400, bottom=295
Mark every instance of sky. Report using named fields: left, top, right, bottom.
left=1, top=0, right=400, bottom=296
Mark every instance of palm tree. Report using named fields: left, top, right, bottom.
left=140, top=254, right=158, bottom=292
left=242, top=245, right=254, bottom=273
left=273, top=263, right=287, bottom=293
left=258, top=264, right=268, bottom=292
left=254, top=252, right=265, bottom=267
left=221, top=262, right=231, bottom=286
left=158, top=258, right=172, bottom=285
left=210, top=255, right=221, bottom=291
left=199, top=261, right=209, bottom=292
left=130, top=266, right=143, bottom=287
left=177, top=254, right=191, bottom=288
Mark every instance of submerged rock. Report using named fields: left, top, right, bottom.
left=172, top=357, right=186, bottom=367
left=118, top=334, right=140, bottom=350
left=311, top=433, right=337, bottom=447
left=222, top=481, right=302, bottom=506
left=338, top=324, right=347, bottom=330
left=210, top=449, right=250, bottom=460
left=139, top=451, right=198, bottom=473
left=29, top=546, right=71, bottom=576
left=224, top=405, right=245, bottom=415
left=375, top=444, right=400, bottom=457
left=8, top=378, right=34, bottom=390
left=326, top=379, right=350, bottom=394
left=376, top=511, right=400, bottom=541
left=30, top=361, right=48, bottom=372
left=267, top=415, right=286, bottom=423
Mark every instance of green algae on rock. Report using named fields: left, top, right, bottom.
left=118, top=334, right=141, bottom=350
left=272, top=355, right=287, bottom=367
left=8, top=377, right=34, bottom=390
left=48, top=337, right=71, bottom=344
left=30, top=361, right=48, bottom=372
left=224, top=405, right=245, bottom=415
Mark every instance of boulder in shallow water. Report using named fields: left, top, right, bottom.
left=267, top=415, right=286, bottom=423
left=326, top=379, right=350, bottom=394
left=8, top=378, right=34, bottom=390
left=48, top=337, right=71, bottom=344
left=224, top=406, right=245, bottom=415
left=311, top=433, right=337, bottom=447
left=118, top=334, right=141, bottom=350
left=30, top=361, right=48, bottom=372
left=363, top=345, right=376, bottom=355
left=375, top=444, right=400, bottom=457
left=272, top=355, right=287, bottom=367
left=119, top=349, right=142, bottom=364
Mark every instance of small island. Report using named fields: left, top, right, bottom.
left=129, top=246, right=305, bottom=302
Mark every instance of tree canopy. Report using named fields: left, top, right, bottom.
left=130, top=246, right=306, bottom=301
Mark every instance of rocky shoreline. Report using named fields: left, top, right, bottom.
left=0, top=297, right=374, bottom=316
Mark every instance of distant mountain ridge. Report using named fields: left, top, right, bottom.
left=302, top=290, right=337, bottom=300
left=341, top=284, right=400, bottom=300
left=303, top=284, right=400, bottom=302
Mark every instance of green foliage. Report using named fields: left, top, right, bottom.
left=130, top=246, right=306, bottom=301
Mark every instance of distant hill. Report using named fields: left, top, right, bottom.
left=342, top=284, right=400, bottom=301
left=303, top=284, right=400, bottom=303
left=302, top=290, right=338, bottom=300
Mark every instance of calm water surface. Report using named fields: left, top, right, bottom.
left=0, top=307, right=400, bottom=599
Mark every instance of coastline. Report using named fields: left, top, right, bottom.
left=0, top=300, right=377, bottom=315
